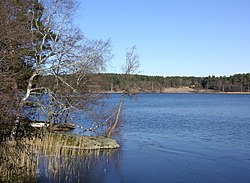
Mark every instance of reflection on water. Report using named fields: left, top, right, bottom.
left=37, top=149, right=121, bottom=183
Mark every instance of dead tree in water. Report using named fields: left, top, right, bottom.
left=107, top=46, right=140, bottom=137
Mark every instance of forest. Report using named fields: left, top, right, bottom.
left=37, top=73, right=250, bottom=93
left=96, top=73, right=250, bottom=93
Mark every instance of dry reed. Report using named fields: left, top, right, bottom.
left=0, top=130, right=119, bottom=182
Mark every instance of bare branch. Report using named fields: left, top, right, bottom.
left=123, top=45, right=140, bottom=75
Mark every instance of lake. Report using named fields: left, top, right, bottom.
left=39, top=93, right=250, bottom=183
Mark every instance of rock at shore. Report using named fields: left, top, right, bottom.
left=27, top=133, right=120, bottom=153
left=62, top=135, right=120, bottom=150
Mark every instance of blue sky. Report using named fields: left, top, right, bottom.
left=75, top=0, right=250, bottom=77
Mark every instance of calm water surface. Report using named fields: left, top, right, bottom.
left=40, top=94, right=250, bottom=183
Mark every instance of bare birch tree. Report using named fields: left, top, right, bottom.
left=107, top=46, right=140, bottom=137
left=5, top=0, right=112, bottom=137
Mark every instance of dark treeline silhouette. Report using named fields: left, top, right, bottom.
left=37, top=73, right=250, bottom=93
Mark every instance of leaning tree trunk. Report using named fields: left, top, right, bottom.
left=107, top=93, right=126, bottom=137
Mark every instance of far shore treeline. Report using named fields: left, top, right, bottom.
left=37, top=73, right=250, bottom=93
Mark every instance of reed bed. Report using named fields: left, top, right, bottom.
left=0, top=130, right=119, bottom=182
left=26, top=131, right=119, bottom=155
left=0, top=142, right=38, bottom=182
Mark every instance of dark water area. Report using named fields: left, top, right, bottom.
left=39, top=94, right=250, bottom=183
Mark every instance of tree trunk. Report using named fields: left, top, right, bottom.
left=110, top=82, right=113, bottom=92
left=10, top=72, right=37, bottom=140
left=107, top=93, right=125, bottom=137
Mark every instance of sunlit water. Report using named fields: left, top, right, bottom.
left=39, top=93, right=250, bottom=183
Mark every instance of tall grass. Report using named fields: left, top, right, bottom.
left=0, top=130, right=119, bottom=182
left=0, top=142, right=38, bottom=182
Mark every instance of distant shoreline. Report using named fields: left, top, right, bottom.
left=101, top=87, right=250, bottom=95
left=215, top=92, right=250, bottom=95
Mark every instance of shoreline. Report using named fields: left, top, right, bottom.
left=100, top=88, right=250, bottom=95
